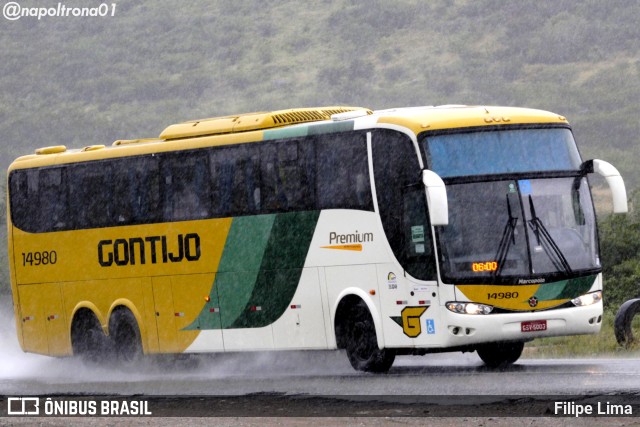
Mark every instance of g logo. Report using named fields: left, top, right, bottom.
left=401, top=306, right=428, bottom=338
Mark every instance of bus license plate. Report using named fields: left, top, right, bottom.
left=521, top=320, right=547, bottom=332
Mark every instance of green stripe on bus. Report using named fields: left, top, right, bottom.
left=533, top=275, right=596, bottom=301
left=263, top=121, right=354, bottom=140
left=184, top=211, right=320, bottom=331
left=264, top=126, right=309, bottom=140
left=228, top=210, right=320, bottom=328
left=184, top=215, right=275, bottom=331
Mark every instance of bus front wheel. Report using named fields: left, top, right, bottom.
left=344, top=302, right=395, bottom=373
left=476, top=341, right=524, bottom=368
left=108, top=307, right=143, bottom=365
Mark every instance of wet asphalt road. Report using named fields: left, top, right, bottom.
left=2, top=346, right=640, bottom=397
left=1, top=299, right=640, bottom=419
left=2, top=313, right=640, bottom=420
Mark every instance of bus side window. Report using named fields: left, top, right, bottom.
left=69, top=163, right=114, bottom=229
left=113, top=169, right=132, bottom=224
left=9, top=170, right=30, bottom=231
left=299, top=140, right=316, bottom=210
left=113, top=155, right=160, bottom=225
left=9, top=167, right=69, bottom=232
left=261, top=143, right=288, bottom=211
left=210, top=145, right=260, bottom=217
left=135, top=156, right=161, bottom=223
left=38, top=168, right=68, bottom=231
left=315, top=133, right=373, bottom=211
left=260, top=139, right=313, bottom=212
left=162, top=152, right=211, bottom=222
left=232, top=156, right=259, bottom=215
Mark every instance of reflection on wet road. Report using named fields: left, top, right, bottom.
left=1, top=303, right=639, bottom=397
left=2, top=336, right=640, bottom=397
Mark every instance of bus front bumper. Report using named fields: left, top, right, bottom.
left=430, top=300, right=603, bottom=348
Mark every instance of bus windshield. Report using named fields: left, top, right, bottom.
left=422, top=127, right=599, bottom=283
left=425, top=127, right=582, bottom=177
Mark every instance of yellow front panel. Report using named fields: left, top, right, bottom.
left=457, top=284, right=569, bottom=311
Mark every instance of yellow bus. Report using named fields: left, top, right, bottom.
left=7, top=105, right=627, bottom=372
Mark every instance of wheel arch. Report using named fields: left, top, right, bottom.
left=108, top=298, right=148, bottom=354
left=70, top=302, right=106, bottom=335
left=69, top=303, right=108, bottom=358
left=332, top=287, right=385, bottom=350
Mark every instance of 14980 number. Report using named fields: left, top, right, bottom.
left=487, top=292, right=518, bottom=300
left=22, top=251, right=57, bottom=267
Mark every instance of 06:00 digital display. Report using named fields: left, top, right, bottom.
left=471, top=261, right=498, bottom=272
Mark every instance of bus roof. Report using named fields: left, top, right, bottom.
left=371, top=105, right=568, bottom=134
left=10, top=105, right=569, bottom=171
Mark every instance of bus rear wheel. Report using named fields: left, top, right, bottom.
left=71, top=309, right=110, bottom=363
left=109, top=308, right=143, bottom=365
left=345, top=303, right=395, bottom=373
left=476, top=341, right=524, bottom=368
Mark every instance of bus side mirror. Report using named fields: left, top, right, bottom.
left=582, top=159, right=628, bottom=214
left=422, top=169, right=448, bottom=226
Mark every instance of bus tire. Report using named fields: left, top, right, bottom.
left=614, top=298, right=640, bottom=347
left=344, top=302, right=395, bottom=373
left=108, top=307, right=143, bottom=366
left=71, top=309, right=111, bottom=363
left=476, top=341, right=524, bottom=368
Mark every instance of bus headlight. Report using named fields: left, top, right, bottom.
left=571, top=291, right=602, bottom=307
left=446, top=302, right=493, bottom=315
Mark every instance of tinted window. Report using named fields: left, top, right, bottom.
left=162, top=151, right=210, bottom=221
left=9, top=131, right=373, bottom=233
left=260, top=139, right=315, bottom=212
left=210, top=144, right=260, bottom=217
left=316, top=133, right=373, bottom=211
left=112, top=155, right=160, bottom=225
left=10, top=156, right=161, bottom=232
left=424, top=127, right=582, bottom=178
left=372, top=129, right=436, bottom=280
left=10, top=167, right=68, bottom=232
left=68, top=163, right=113, bottom=229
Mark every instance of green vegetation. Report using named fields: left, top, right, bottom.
left=525, top=310, right=640, bottom=358
left=1, top=0, right=640, bottom=350
left=1, top=1, right=638, bottom=183
left=599, top=189, right=640, bottom=310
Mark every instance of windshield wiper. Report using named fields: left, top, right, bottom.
left=493, top=194, right=518, bottom=277
left=527, top=195, right=572, bottom=274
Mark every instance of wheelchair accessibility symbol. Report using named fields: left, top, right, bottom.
left=426, top=319, right=435, bottom=334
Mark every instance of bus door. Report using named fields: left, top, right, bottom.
left=378, top=184, right=439, bottom=347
